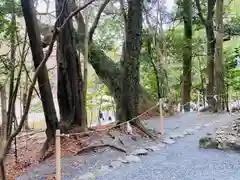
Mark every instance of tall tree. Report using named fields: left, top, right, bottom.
left=195, top=0, right=216, bottom=111
left=182, top=0, right=193, bottom=112
left=215, top=0, right=224, bottom=111
left=55, top=0, right=87, bottom=130
left=120, top=0, right=143, bottom=122
left=21, top=0, right=59, bottom=152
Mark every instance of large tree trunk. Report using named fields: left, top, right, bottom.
left=55, top=0, right=87, bottom=130
left=120, top=0, right=143, bottom=122
left=195, top=0, right=217, bottom=111
left=181, top=0, right=192, bottom=112
left=206, top=0, right=217, bottom=111
left=21, top=0, right=59, bottom=141
left=215, top=0, right=225, bottom=112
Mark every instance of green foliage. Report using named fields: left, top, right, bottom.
left=224, top=47, right=240, bottom=91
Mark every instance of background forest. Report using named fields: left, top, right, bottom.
left=0, top=0, right=240, bottom=179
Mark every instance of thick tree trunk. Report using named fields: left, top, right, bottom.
left=215, top=0, right=225, bottom=112
left=206, top=0, right=217, bottom=111
left=55, top=0, right=87, bottom=130
left=195, top=0, right=217, bottom=111
left=21, top=0, right=59, bottom=140
left=120, top=0, right=143, bottom=122
left=182, top=0, right=192, bottom=112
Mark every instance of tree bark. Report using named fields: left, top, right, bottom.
left=21, top=0, right=59, bottom=140
left=0, top=86, right=7, bottom=138
left=55, top=0, right=87, bottom=130
left=215, top=0, right=225, bottom=112
left=120, top=0, right=143, bottom=122
left=182, top=0, right=192, bottom=112
left=195, top=0, right=216, bottom=111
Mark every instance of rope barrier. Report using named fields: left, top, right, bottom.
left=60, top=102, right=160, bottom=137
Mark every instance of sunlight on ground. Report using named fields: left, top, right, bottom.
left=28, top=109, right=100, bottom=130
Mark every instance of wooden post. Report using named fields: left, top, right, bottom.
left=56, top=129, right=61, bottom=180
left=229, top=89, right=232, bottom=115
left=159, top=99, right=164, bottom=135
left=197, top=91, right=200, bottom=116
left=181, top=106, right=184, bottom=113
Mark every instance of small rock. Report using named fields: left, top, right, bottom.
left=169, top=133, right=185, bottom=140
left=204, top=123, right=211, bottom=127
left=124, top=155, right=141, bottom=163
left=199, top=137, right=219, bottom=149
left=206, top=132, right=212, bottom=136
left=109, top=161, right=122, bottom=168
left=116, top=157, right=129, bottom=164
left=94, top=165, right=111, bottom=175
left=195, top=126, right=202, bottom=130
left=184, top=129, right=195, bottom=135
left=146, top=144, right=165, bottom=151
left=75, top=172, right=95, bottom=180
left=227, top=135, right=237, bottom=143
left=131, top=148, right=148, bottom=156
left=162, top=138, right=176, bottom=144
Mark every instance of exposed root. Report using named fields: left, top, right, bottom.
left=38, top=138, right=54, bottom=162
left=133, top=122, right=156, bottom=140
left=74, top=143, right=126, bottom=155
left=0, top=159, right=6, bottom=180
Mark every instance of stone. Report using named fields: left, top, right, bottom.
left=184, top=129, right=195, bottom=135
left=169, top=133, right=185, bottom=140
left=204, top=123, right=211, bottom=127
left=162, top=137, right=176, bottom=144
left=146, top=143, right=166, bottom=151
left=199, top=137, right=219, bottom=149
left=75, top=172, right=95, bottom=180
left=94, top=165, right=111, bottom=176
left=116, top=157, right=129, bottom=164
left=109, top=161, right=123, bottom=168
left=131, top=148, right=148, bottom=156
left=124, top=155, right=141, bottom=163
left=226, top=135, right=237, bottom=143
left=195, top=126, right=202, bottom=130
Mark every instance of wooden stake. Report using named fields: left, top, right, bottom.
left=56, top=129, right=61, bottom=180
left=159, top=100, right=164, bottom=135
left=197, top=91, right=200, bottom=116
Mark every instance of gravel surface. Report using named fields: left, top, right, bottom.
left=96, top=113, right=240, bottom=180
left=17, top=112, right=240, bottom=180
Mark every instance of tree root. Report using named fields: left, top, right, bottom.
left=74, top=143, right=126, bottom=155
left=133, top=122, right=156, bottom=140
left=0, top=159, right=6, bottom=180
left=38, top=138, right=54, bottom=162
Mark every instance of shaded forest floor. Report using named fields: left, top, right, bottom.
left=5, top=111, right=160, bottom=179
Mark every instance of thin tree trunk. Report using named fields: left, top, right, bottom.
left=0, top=86, right=7, bottom=138
left=182, top=0, right=192, bottom=112
left=6, top=5, right=17, bottom=139
left=21, top=0, right=59, bottom=142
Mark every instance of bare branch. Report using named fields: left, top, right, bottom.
left=195, top=0, right=206, bottom=25
left=89, top=0, right=111, bottom=41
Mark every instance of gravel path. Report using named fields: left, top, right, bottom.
left=17, top=112, right=240, bottom=180
left=95, top=113, right=240, bottom=180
